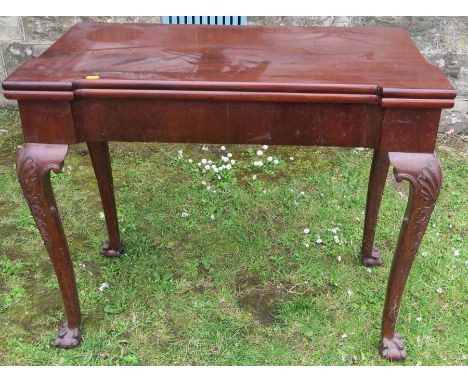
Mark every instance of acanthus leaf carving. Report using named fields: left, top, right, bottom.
left=16, top=146, right=62, bottom=250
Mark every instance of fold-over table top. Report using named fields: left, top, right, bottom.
left=2, top=23, right=455, bottom=102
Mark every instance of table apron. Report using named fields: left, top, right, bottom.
left=17, top=99, right=441, bottom=152
left=72, top=99, right=382, bottom=147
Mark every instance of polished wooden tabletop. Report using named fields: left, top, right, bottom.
left=3, top=23, right=455, bottom=101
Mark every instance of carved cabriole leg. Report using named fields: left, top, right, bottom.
left=380, top=152, right=442, bottom=361
left=361, top=150, right=390, bottom=266
left=16, top=143, right=81, bottom=348
left=86, top=141, right=123, bottom=258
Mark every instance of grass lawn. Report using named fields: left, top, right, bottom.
left=0, top=109, right=466, bottom=365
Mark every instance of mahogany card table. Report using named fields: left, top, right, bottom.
left=2, top=23, right=456, bottom=361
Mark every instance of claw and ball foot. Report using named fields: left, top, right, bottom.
left=54, top=324, right=82, bottom=349
left=362, top=247, right=383, bottom=267
left=380, top=332, right=407, bottom=361
left=100, top=239, right=124, bottom=258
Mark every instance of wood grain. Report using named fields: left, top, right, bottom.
left=2, top=23, right=455, bottom=105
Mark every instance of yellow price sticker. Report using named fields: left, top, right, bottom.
left=85, top=75, right=100, bottom=80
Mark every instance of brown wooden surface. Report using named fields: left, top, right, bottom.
left=73, top=99, right=383, bottom=148
left=87, top=141, right=123, bottom=258
left=18, top=100, right=77, bottom=143
left=73, top=89, right=381, bottom=104
left=361, top=150, right=390, bottom=267
left=3, top=23, right=455, bottom=104
left=73, top=79, right=382, bottom=94
left=380, top=108, right=442, bottom=152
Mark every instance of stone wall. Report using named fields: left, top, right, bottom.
left=1, top=16, right=466, bottom=132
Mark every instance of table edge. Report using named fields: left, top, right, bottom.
left=3, top=88, right=456, bottom=109
left=2, top=79, right=457, bottom=105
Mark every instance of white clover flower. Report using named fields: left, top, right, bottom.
left=267, top=156, right=273, bottom=162
left=367, top=268, right=372, bottom=273
left=273, top=159, right=279, bottom=165
left=226, top=164, right=232, bottom=170
left=227, top=153, right=233, bottom=158
left=290, top=156, right=294, bottom=161
left=221, top=145, right=226, bottom=151
left=304, top=228, right=310, bottom=234
left=333, top=235, right=340, bottom=244
left=208, top=160, right=213, bottom=164
left=204, top=165, right=210, bottom=170
left=214, top=168, right=219, bottom=173
left=198, top=162, right=201, bottom=167
left=99, top=282, right=109, bottom=292
left=211, top=164, right=216, bottom=169
left=230, top=159, right=236, bottom=165
left=221, top=156, right=229, bottom=162
left=347, top=290, right=353, bottom=297
left=177, top=150, right=183, bottom=159
left=258, top=160, right=264, bottom=166
left=316, top=237, right=323, bottom=244
left=99, top=212, right=105, bottom=219
left=454, top=250, right=460, bottom=257
left=211, top=214, right=215, bottom=220
left=188, top=159, right=193, bottom=163
left=337, top=256, right=342, bottom=262
left=252, top=175, right=257, bottom=180
left=341, top=334, right=348, bottom=339
left=181, top=211, right=189, bottom=218
left=262, top=190, right=267, bottom=194
left=201, top=158, right=207, bottom=164
left=257, top=150, right=263, bottom=156
left=436, top=287, right=443, bottom=294
left=304, top=243, right=310, bottom=248
left=416, top=317, right=422, bottom=322
left=300, top=191, right=305, bottom=196
left=202, top=181, right=207, bottom=186
left=206, top=185, right=211, bottom=190
left=262, top=145, right=269, bottom=150
left=202, top=145, right=208, bottom=151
